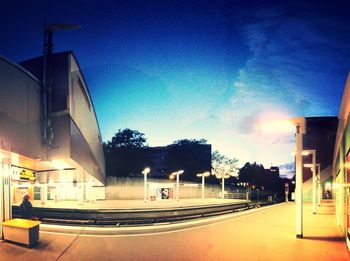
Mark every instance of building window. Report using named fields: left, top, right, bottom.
left=78, top=78, right=91, bottom=111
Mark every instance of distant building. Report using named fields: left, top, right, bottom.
left=146, top=146, right=170, bottom=177
left=146, top=144, right=212, bottom=180
left=301, top=117, right=338, bottom=201
left=268, top=166, right=280, bottom=175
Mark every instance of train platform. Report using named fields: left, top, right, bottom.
left=0, top=201, right=348, bottom=260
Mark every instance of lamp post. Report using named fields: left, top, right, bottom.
left=294, top=119, right=306, bottom=238
left=170, top=170, right=184, bottom=201
left=220, top=174, right=230, bottom=199
left=285, top=183, right=289, bottom=202
left=142, top=167, right=150, bottom=203
left=302, top=149, right=317, bottom=214
left=246, top=182, right=250, bottom=200
left=260, top=117, right=306, bottom=238
left=197, top=171, right=210, bottom=200
left=316, top=164, right=321, bottom=206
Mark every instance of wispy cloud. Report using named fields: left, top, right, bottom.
left=84, top=1, right=350, bottom=168
left=207, top=3, right=350, bottom=167
left=278, top=162, right=295, bottom=179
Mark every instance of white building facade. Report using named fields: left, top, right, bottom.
left=0, top=52, right=105, bottom=222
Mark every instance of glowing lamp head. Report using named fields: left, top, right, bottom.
left=197, top=171, right=210, bottom=177
left=259, top=120, right=295, bottom=134
left=303, top=163, right=313, bottom=168
left=291, top=150, right=311, bottom=156
left=142, top=167, right=150, bottom=175
left=52, top=159, right=70, bottom=170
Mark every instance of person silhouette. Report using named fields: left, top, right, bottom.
left=20, top=194, right=33, bottom=219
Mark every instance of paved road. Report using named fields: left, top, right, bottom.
left=1, top=203, right=349, bottom=261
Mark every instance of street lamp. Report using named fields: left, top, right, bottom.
left=304, top=163, right=321, bottom=206
left=170, top=170, right=184, bottom=201
left=142, top=167, right=150, bottom=203
left=260, top=117, right=306, bottom=238
left=284, top=183, right=289, bottom=202
left=302, top=149, right=318, bottom=214
left=316, top=164, right=321, bottom=206
left=220, top=174, right=230, bottom=199
left=246, top=182, right=250, bottom=200
left=197, top=171, right=210, bottom=200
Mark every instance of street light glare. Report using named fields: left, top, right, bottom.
left=259, top=120, right=295, bottom=134
left=197, top=171, right=210, bottom=177
left=303, top=163, right=313, bottom=168
left=291, top=150, right=311, bottom=156
left=142, top=167, right=150, bottom=175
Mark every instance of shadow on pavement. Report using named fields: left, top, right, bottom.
left=303, top=236, right=344, bottom=242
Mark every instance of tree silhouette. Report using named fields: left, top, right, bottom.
left=167, top=138, right=211, bottom=181
left=172, top=138, right=207, bottom=146
left=105, top=128, right=147, bottom=152
left=238, top=162, right=288, bottom=199
left=210, top=150, right=239, bottom=184
left=104, top=128, right=149, bottom=177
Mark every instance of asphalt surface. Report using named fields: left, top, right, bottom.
left=1, top=202, right=349, bottom=261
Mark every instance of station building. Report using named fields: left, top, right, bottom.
left=332, top=72, right=350, bottom=249
left=0, top=52, right=105, bottom=221
left=298, top=72, right=350, bottom=251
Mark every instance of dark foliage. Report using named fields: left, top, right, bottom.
left=104, top=129, right=149, bottom=177
left=167, top=141, right=211, bottom=182
left=239, top=162, right=293, bottom=198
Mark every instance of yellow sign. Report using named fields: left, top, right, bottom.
left=19, top=169, right=36, bottom=182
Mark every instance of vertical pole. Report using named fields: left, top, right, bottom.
left=2, top=160, right=12, bottom=222
left=201, top=175, right=205, bottom=200
left=41, top=183, right=47, bottom=205
left=317, top=165, right=321, bottom=206
left=295, top=125, right=303, bottom=238
left=222, top=176, right=225, bottom=199
left=78, top=184, right=84, bottom=205
left=144, top=173, right=147, bottom=203
left=176, top=174, right=179, bottom=202
left=312, top=152, right=316, bottom=214
left=0, top=157, right=13, bottom=236
left=246, top=184, right=249, bottom=200
left=0, top=160, right=3, bottom=237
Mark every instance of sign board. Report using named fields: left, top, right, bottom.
left=12, top=168, right=36, bottom=182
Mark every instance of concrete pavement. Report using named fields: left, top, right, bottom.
left=1, top=201, right=349, bottom=260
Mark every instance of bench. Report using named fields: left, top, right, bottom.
left=2, top=218, right=40, bottom=247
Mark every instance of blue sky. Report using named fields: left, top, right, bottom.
left=1, top=0, right=350, bottom=174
